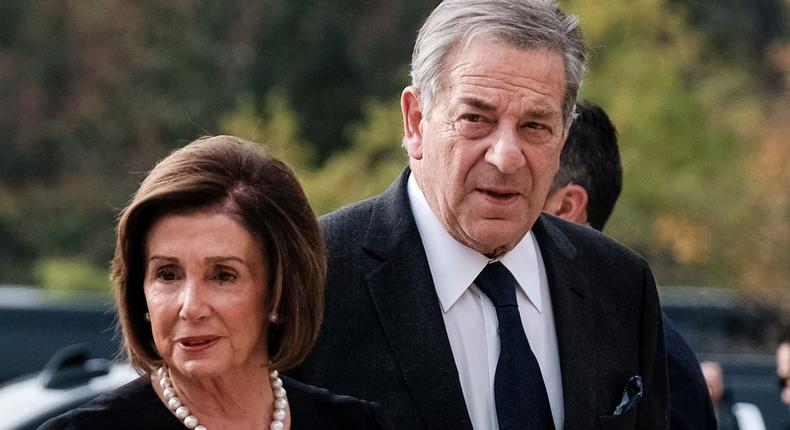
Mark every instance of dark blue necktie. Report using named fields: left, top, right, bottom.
left=475, top=261, right=555, bottom=430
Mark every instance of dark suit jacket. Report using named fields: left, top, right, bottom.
left=292, top=169, right=669, bottom=429
left=663, top=315, right=718, bottom=429
left=38, top=375, right=391, bottom=430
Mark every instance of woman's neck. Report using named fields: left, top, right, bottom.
left=152, top=363, right=288, bottom=430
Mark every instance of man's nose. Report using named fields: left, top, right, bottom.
left=485, top=127, right=527, bottom=174
left=178, top=280, right=211, bottom=321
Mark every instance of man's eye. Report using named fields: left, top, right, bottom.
left=461, top=113, right=485, bottom=123
left=524, top=121, right=547, bottom=130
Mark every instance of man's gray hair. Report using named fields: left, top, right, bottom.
left=410, top=0, right=587, bottom=123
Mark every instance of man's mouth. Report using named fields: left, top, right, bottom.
left=479, top=188, right=519, bottom=201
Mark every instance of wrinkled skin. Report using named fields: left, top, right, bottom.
left=402, top=39, right=569, bottom=257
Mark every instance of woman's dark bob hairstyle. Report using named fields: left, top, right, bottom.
left=111, top=135, right=326, bottom=373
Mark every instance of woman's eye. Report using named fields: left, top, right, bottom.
left=214, top=270, right=237, bottom=284
left=155, top=268, right=177, bottom=282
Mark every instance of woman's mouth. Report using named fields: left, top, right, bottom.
left=177, top=336, right=220, bottom=352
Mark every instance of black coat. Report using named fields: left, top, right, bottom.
left=292, top=169, right=669, bottom=429
left=664, top=315, right=718, bottom=430
left=37, top=375, right=391, bottom=429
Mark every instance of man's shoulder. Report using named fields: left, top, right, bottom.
left=319, top=168, right=411, bottom=239
left=319, top=195, right=379, bottom=233
left=318, top=195, right=381, bottom=252
left=538, top=213, right=647, bottom=265
left=536, top=213, right=652, bottom=287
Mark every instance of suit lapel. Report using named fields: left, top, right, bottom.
left=533, top=215, right=597, bottom=427
left=359, top=172, right=598, bottom=428
left=362, top=169, right=472, bottom=429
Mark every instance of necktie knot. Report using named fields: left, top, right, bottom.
left=475, top=261, right=518, bottom=307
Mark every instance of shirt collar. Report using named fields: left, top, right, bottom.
left=407, top=174, right=544, bottom=314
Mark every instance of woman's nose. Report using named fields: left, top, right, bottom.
left=178, top=280, right=211, bottom=321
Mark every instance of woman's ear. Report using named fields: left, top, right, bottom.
left=401, top=86, right=424, bottom=160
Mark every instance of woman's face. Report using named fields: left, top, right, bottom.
left=143, top=210, right=269, bottom=379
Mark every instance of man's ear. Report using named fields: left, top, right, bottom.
left=544, top=183, right=589, bottom=225
left=401, top=86, right=424, bottom=160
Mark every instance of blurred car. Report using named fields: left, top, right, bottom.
left=0, top=286, right=120, bottom=384
left=660, top=286, right=790, bottom=429
left=0, top=344, right=137, bottom=430
left=1, top=286, right=787, bottom=429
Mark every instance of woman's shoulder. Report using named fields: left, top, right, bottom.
left=283, top=375, right=394, bottom=430
left=38, top=376, right=180, bottom=430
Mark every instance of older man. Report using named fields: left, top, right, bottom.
left=293, top=1, right=669, bottom=429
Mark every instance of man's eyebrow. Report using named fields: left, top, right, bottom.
left=525, top=107, right=561, bottom=119
left=458, top=97, right=496, bottom=112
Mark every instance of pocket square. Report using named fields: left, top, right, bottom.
left=612, top=375, right=643, bottom=415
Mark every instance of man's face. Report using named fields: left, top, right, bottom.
left=403, top=38, right=568, bottom=256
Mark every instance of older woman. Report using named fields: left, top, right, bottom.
left=40, top=136, right=391, bottom=429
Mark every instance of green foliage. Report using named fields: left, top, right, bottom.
left=563, top=0, right=766, bottom=286
left=218, top=92, right=407, bottom=215
left=219, top=90, right=315, bottom=170
left=303, top=98, right=407, bottom=214
left=33, top=257, right=111, bottom=292
left=0, top=0, right=787, bottom=291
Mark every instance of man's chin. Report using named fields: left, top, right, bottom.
left=460, top=221, right=532, bottom=257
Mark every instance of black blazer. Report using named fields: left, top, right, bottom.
left=38, top=375, right=391, bottom=430
left=292, top=169, right=669, bottom=429
left=663, top=315, right=717, bottom=429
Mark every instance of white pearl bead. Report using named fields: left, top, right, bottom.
left=155, top=366, right=288, bottom=430
left=183, top=415, right=199, bottom=429
left=168, top=397, right=182, bottom=410
left=175, top=405, right=190, bottom=419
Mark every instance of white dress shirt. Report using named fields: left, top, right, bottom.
left=407, top=175, right=565, bottom=430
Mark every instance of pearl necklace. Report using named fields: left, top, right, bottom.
left=156, top=366, right=288, bottom=430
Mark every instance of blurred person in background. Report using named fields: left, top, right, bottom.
left=701, top=361, right=740, bottom=430
left=293, top=1, right=669, bottom=428
left=778, top=331, right=790, bottom=409
left=542, top=101, right=717, bottom=430
left=40, top=136, right=392, bottom=430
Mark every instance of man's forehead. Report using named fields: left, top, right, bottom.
left=444, top=54, right=564, bottom=112
left=447, top=34, right=565, bottom=70
left=442, top=39, right=563, bottom=84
